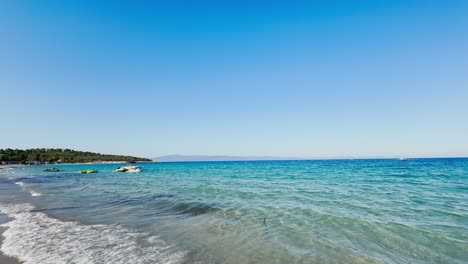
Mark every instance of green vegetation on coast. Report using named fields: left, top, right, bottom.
left=0, top=148, right=151, bottom=164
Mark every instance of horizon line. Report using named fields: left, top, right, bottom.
left=153, top=155, right=468, bottom=162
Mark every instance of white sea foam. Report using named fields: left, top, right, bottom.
left=14, top=181, right=24, bottom=186
left=0, top=203, right=185, bottom=264
left=30, top=191, right=41, bottom=197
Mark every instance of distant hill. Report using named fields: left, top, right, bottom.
left=152, top=155, right=400, bottom=162
left=153, top=155, right=294, bottom=162
left=0, top=148, right=152, bottom=164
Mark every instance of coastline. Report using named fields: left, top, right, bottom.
left=0, top=217, right=22, bottom=264
left=0, top=160, right=153, bottom=167
left=0, top=230, right=23, bottom=264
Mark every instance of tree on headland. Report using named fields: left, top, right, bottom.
left=0, top=148, right=151, bottom=164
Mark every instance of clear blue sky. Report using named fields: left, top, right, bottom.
left=1, top=1, right=467, bottom=158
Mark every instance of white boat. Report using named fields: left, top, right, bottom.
left=114, top=166, right=141, bottom=173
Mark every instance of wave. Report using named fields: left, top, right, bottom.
left=11, top=180, right=41, bottom=197
left=14, top=181, right=24, bottom=186
left=30, top=191, right=41, bottom=197
left=0, top=203, right=185, bottom=264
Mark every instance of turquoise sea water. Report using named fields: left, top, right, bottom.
left=0, top=159, right=467, bottom=263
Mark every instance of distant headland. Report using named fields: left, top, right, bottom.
left=0, top=148, right=152, bottom=165
left=153, top=155, right=289, bottom=162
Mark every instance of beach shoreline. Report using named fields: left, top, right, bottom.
left=0, top=217, right=22, bottom=264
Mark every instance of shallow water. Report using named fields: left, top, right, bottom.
left=0, top=159, right=467, bottom=263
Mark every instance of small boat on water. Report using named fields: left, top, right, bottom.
left=114, top=166, right=141, bottom=173
left=44, top=168, right=61, bottom=172
left=77, top=169, right=98, bottom=174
